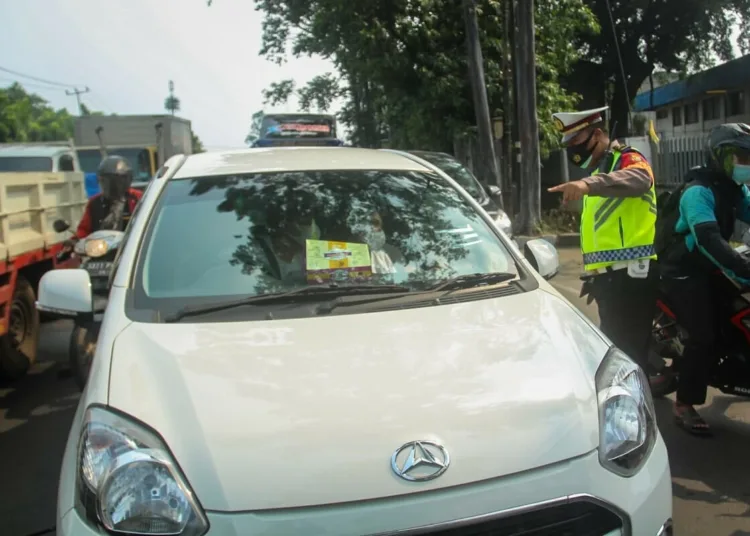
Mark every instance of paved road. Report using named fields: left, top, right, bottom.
left=1, top=254, right=749, bottom=535
left=553, top=247, right=750, bottom=536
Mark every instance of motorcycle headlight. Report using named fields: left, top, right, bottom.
left=76, top=406, right=209, bottom=535
left=596, top=347, right=657, bottom=477
left=84, top=238, right=109, bottom=258
left=493, top=210, right=513, bottom=236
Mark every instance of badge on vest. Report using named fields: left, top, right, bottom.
left=627, top=258, right=650, bottom=279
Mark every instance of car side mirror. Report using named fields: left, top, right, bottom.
left=485, top=185, right=504, bottom=208
left=53, top=219, right=71, bottom=233
left=36, top=269, right=93, bottom=318
left=524, top=238, right=559, bottom=280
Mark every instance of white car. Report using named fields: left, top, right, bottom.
left=38, top=147, right=672, bottom=536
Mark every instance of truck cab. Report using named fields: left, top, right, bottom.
left=0, top=143, right=82, bottom=173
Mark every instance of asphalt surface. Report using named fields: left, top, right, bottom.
left=0, top=251, right=749, bottom=535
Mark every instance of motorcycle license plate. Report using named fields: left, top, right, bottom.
left=85, top=261, right=113, bottom=277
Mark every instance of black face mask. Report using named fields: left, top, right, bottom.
left=566, top=130, right=596, bottom=169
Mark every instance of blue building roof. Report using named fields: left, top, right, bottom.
left=634, top=54, right=750, bottom=112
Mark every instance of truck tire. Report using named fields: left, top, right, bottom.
left=0, top=276, right=40, bottom=380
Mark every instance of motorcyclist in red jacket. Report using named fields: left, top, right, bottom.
left=76, top=155, right=142, bottom=238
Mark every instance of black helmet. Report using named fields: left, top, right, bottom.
left=97, top=155, right=133, bottom=200
left=704, top=123, right=750, bottom=179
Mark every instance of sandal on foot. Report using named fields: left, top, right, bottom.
left=674, top=405, right=712, bottom=436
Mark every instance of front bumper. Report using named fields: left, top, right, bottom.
left=58, top=435, right=672, bottom=535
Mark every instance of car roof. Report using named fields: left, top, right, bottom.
left=406, top=150, right=451, bottom=158
left=172, top=147, right=435, bottom=179
left=0, top=144, right=71, bottom=158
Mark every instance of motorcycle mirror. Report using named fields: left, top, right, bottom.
left=53, top=219, right=71, bottom=233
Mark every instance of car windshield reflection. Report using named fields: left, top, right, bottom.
left=134, top=169, right=518, bottom=316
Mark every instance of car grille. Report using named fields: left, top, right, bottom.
left=411, top=500, right=623, bottom=536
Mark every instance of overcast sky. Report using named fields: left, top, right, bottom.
left=1, top=0, right=342, bottom=149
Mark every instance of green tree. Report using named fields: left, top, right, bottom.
left=570, top=0, right=750, bottom=137
left=250, top=0, right=597, bottom=156
left=191, top=130, right=206, bottom=153
left=245, top=110, right=264, bottom=145
left=0, top=83, right=76, bottom=142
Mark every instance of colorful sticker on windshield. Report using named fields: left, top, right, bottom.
left=305, top=239, right=372, bottom=283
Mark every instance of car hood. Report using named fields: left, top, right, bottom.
left=108, top=288, right=609, bottom=511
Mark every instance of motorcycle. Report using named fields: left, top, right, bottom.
left=649, top=242, right=750, bottom=399
left=53, top=220, right=124, bottom=390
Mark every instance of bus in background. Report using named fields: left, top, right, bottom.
left=251, top=113, right=344, bottom=147
left=76, top=145, right=157, bottom=197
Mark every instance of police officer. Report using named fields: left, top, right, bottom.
left=547, top=106, right=658, bottom=373
left=76, top=155, right=143, bottom=238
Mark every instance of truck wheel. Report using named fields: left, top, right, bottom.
left=0, top=276, right=40, bottom=380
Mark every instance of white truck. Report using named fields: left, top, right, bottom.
left=0, top=142, right=88, bottom=379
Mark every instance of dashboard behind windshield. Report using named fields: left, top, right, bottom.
left=131, top=169, right=519, bottom=319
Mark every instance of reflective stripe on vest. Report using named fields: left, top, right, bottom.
left=580, top=149, right=657, bottom=271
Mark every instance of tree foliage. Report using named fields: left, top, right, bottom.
left=0, top=83, right=76, bottom=142
left=571, top=0, right=750, bottom=136
left=249, top=0, right=598, bottom=156
left=245, top=110, right=264, bottom=145
left=191, top=131, right=206, bottom=153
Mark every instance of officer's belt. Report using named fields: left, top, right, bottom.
left=586, top=261, right=629, bottom=276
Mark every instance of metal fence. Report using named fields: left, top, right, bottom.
left=651, top=134, right=750, bottom=240
left=651, top=135, right=705, bottom=190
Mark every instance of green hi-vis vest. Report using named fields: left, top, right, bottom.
left=580, top=149, right=657, bottom=272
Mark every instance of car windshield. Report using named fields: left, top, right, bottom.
left=0, top=156, right=53, bottom=172
left=413, top=153, right=484, bottom=200
left=134, top=169, right=517, bottom=313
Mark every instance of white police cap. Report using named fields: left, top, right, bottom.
left=552, top=106, right=608, bottom=144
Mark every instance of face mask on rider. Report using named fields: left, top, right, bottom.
left=566, top=129, right=597, bottom=169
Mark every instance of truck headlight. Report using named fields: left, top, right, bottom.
left=76, top=406, right=209, bottom=535
left=84, top=238, right=109, bottom=258
left=596, top=347, right=657, bottom=477
left=493, top=210, right=513, bottom=236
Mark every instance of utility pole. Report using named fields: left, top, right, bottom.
left=501, top=0, right=514, bottom=215
left=462, top=0, right=503, bottom=205
left=66, top=87, right=90, bottom=115
left=512, top=0, right=541, bottom=234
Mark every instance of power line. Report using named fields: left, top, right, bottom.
left=604, top=0, right=633, bottom=133
left=0, top=65, right=80, bottom=89
left=0, top=77, right=69, bottom=92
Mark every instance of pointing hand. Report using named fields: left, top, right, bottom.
left=547, top=180, right=590, bottom=204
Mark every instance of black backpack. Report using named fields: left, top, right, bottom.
left=653, top=167, right=729, bottom=257
left=653, top=184, right=689, bottom=258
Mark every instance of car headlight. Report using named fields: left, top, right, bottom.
left=595, top=347, right=657, bottom=477
left=84, top=238, right=109, bottom=258
left=76, top=406, right=209, bottom=535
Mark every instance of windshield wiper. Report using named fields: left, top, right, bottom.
left=162, top=284, right=412, bottom=322
left=427, top=272, right=517, bottom=292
